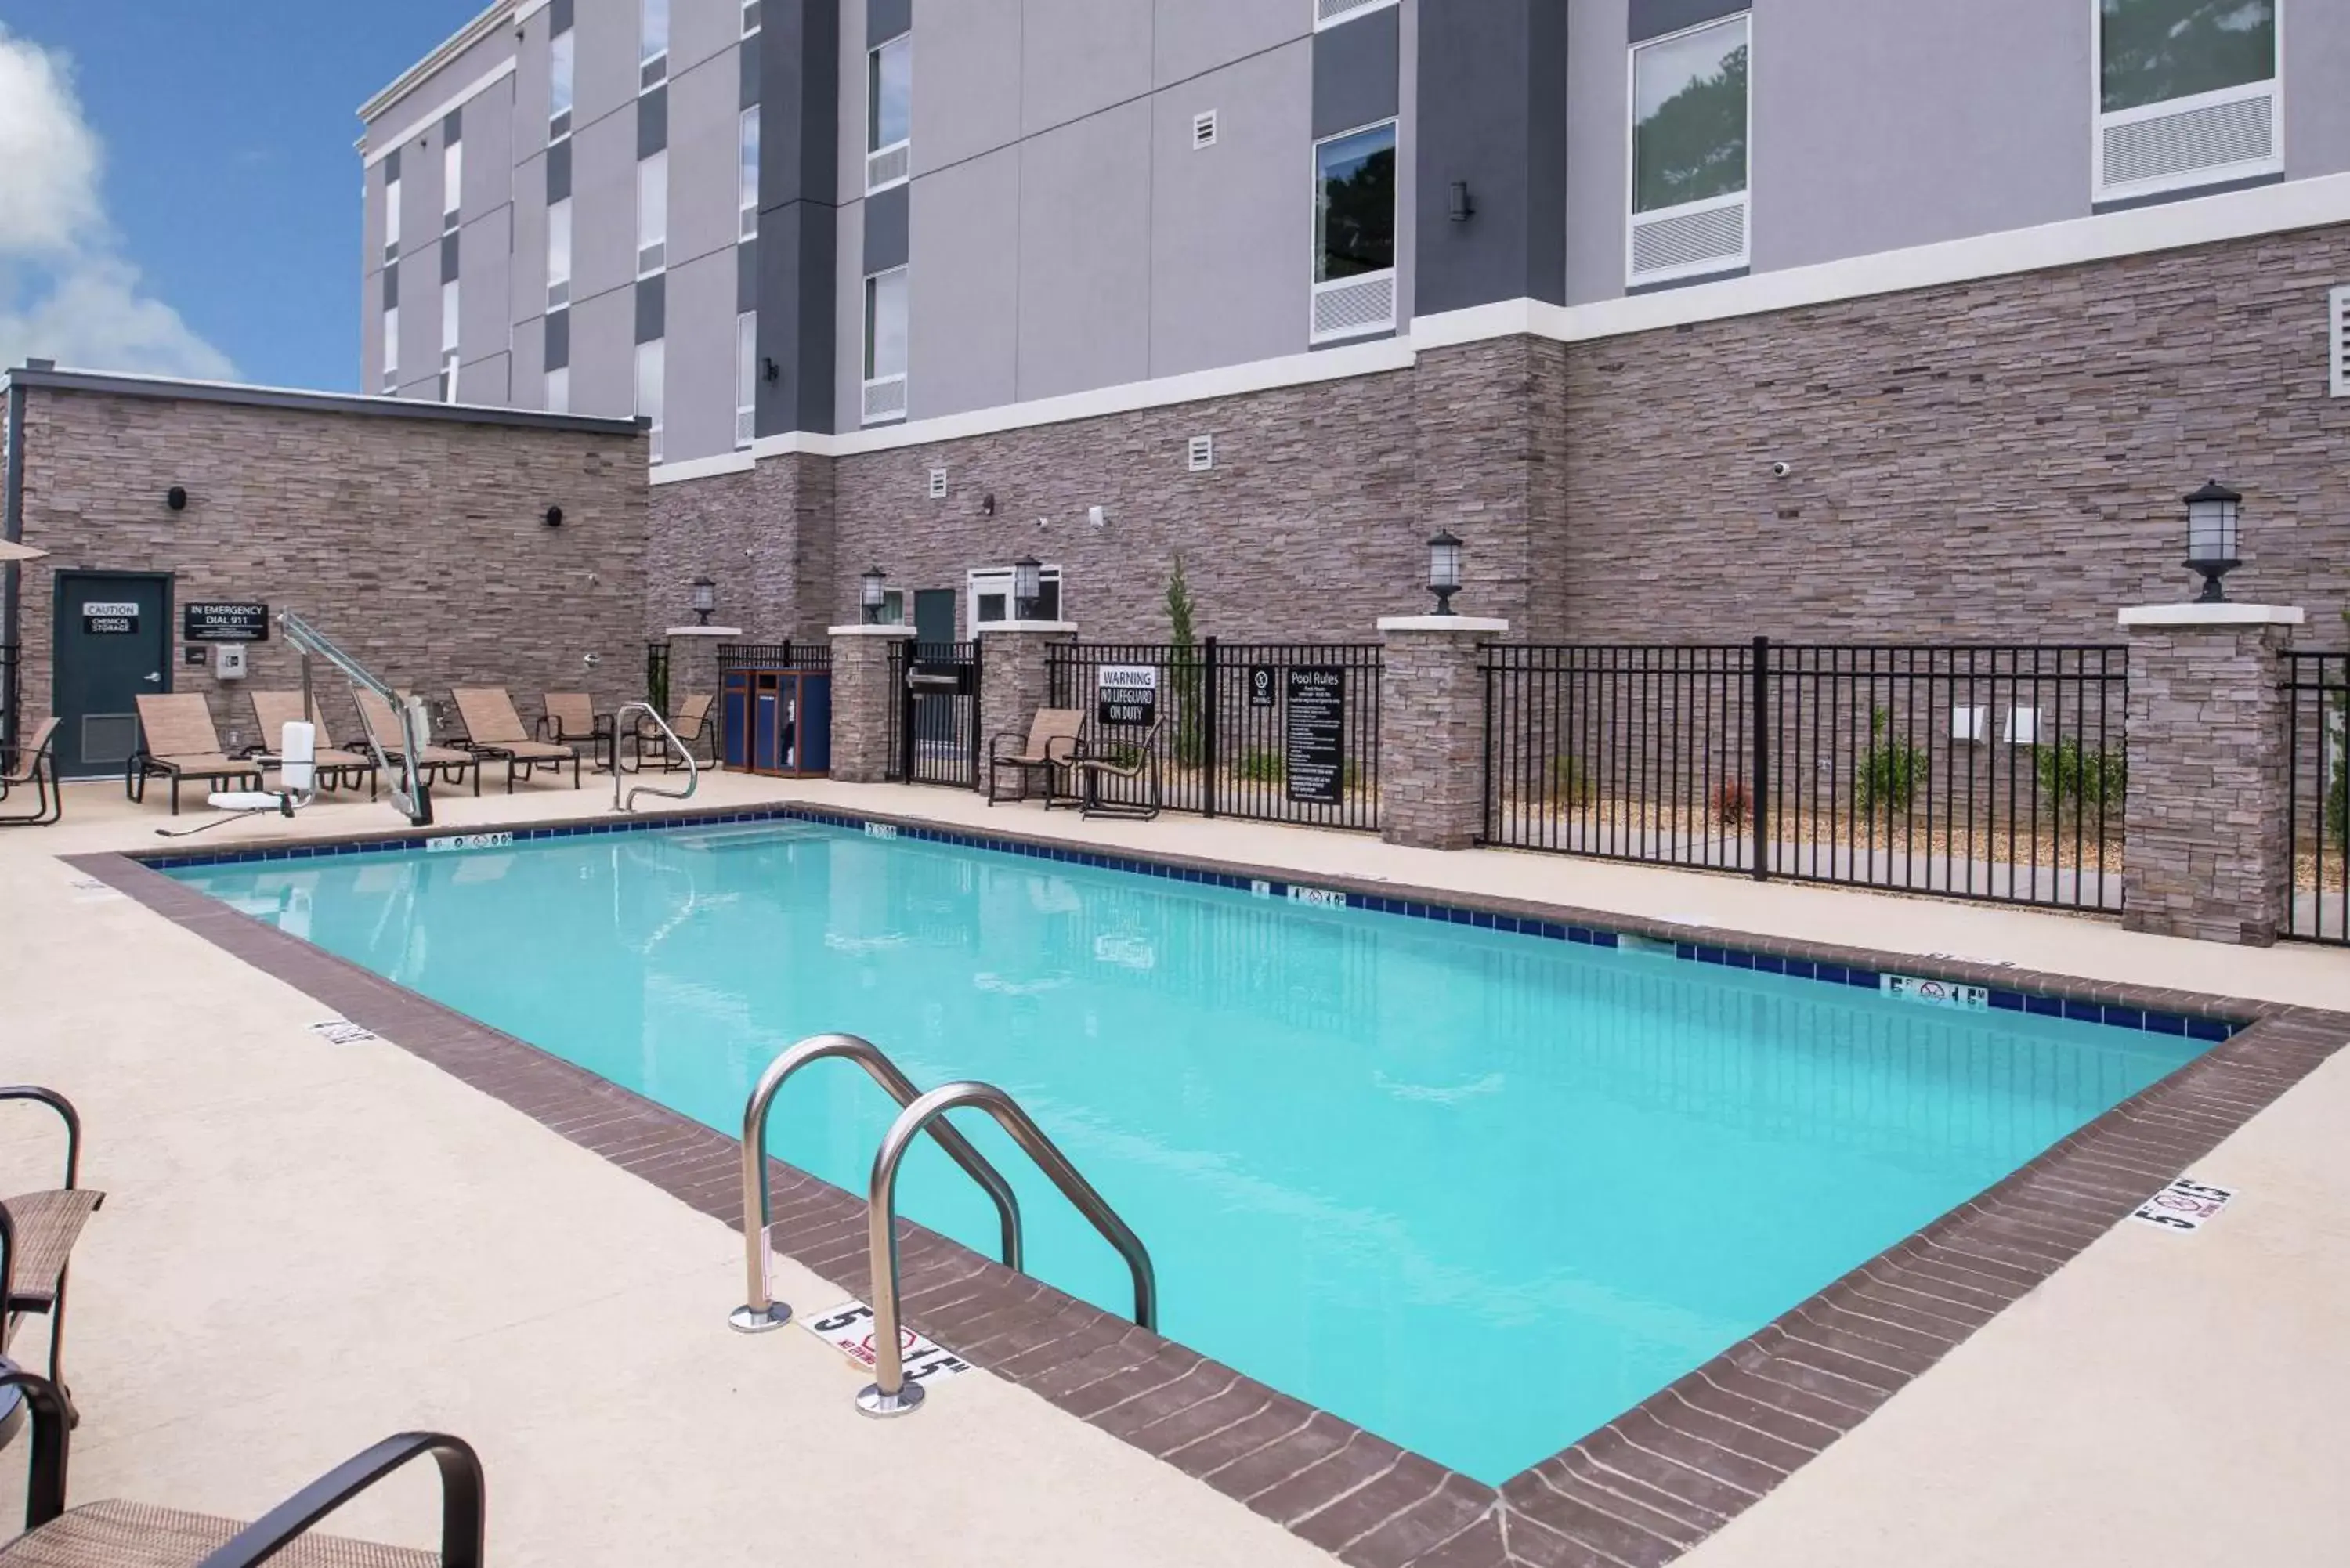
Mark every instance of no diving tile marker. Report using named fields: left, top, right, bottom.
left=309, top=1020, right=378, bottom=1046
left=2130, top=1177, right=2235, bottom=1233
left=804, top=1300, right=971, bottom=1386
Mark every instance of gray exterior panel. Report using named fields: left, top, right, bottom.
left=547, top=138, right=573, bottom=201
left=867, top=0, right=909, bottom=48
left=545, top=308, right=572, bottom=370
left=2287, top=4, right=2350, bottom=181
left=1021, top=0, right=1152, bottom=139
left=1629, top=0, right=1749, bottom=45
left=769, top=0, right=841, bottom=207
left=570, top=284, right=635, bottom=419
left=906, top=147, right=1020, bottom=417
left=363, top=24, right=515, bottom=153
left=1153, top=0, right=1309, bottom=87
left=1415, top=0, right=1566, bottom=313
left=910, top=0, right=1023, bottom=175
left=662, top=245, right=743, bottom=463
left=569, top=107, right=638, bottom=305
left=863, top=182, right=908, bottom=273
left=1015, top=100, right=1154, bottom=400
left=667, top=49, right=747, bottom=272
left=636, top=275, right=667, bottom=344
left=637, top=85, right=669, bottom=157
left=1311, top=3, right=1400, bottom=141
left=761, top=199, right=838, bottom=435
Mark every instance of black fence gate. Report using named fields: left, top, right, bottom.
left=1483, top=639, right=2129, bottom=912
left=1044, top=641, right=1382, bottom=831
left=888, top=640, right=979, bottom=788
left=2284, top=651, right=2347, bottom=945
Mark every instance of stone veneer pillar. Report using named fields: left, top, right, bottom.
left=2120, top=602, right=2304, bottom=945
left=1378, top=616, right=1507, bottom=850
left=976, top=622, right=1079, bottom=761
left=826, top=623, right=913, bottom=783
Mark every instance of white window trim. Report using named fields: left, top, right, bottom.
left=544, top=365, right=570, bottom=415
left=735, top=310, right=757, bottom=449
left=967, top=563, right=1064, bottom=628
left=1624, top=12, right=1755, bottom=289
left=546, top=197, right=572, bottom=308
left=384, top=176, right=402, bottom=262
left=862, top=266, right=909, bottom=426
left=640, top=0, right=670, bottom=85
left=637, top=151, right=669, bottom=278
left=549, top=27, right=575, bottom=139
left=636, top=339, right=666, bottom=463
left=742, top=0, right=761, bottom=38
left=1309, top=118, right=1400, bottom=345
left=443, top=139, right=463, bottom=229
left=2090, top=0, right=2283, bottom=206
left=739, top=106, right=761, bottom=240
left=866, top=34, right=911, bottom=194
left=1312, top=0, right=1399, bottom=31
left=439, top=349, right=461, bottom=404
left=380, top=305, right=400, bottom=393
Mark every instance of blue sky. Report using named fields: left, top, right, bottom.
left=0, top=1, right=485, bottom=390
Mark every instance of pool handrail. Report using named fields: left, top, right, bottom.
left=856, top=1079, right=1155, bottom=1418
left=613, top=701, right=697, bottom=813
left=731, top=1035, right=1024, bottom=1333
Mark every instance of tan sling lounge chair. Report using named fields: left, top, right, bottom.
left=0, top=1366, right=484, bottom=1567
left=985, top=708, right=1083, bottom=806
left=351, top=688, right=480, bottom=796
left=2, top=1088, right=102, bottom=1413
left=247, top=691, right=378, bottom=800
left=629, top=692, right=716, bottom=771
left=452, top=688, right=580, bottom=792
left=126, top=695, right=263, bottom=815
left=1069, top=718, right=1164, bottom=821
left=0, top=718, right=61, bottom=827
left=537, top=692, right=616, bottom=771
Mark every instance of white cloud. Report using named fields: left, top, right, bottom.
left=0, top=24, right=236, bottom=380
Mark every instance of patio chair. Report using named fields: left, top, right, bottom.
left=246, top=691, right=378, bottom=800
left=0, top=1364, right=484, bottom=1567
left=351, top=688, right=481, bottom=797
left=0, top=720, right=61, bottom=828
left=126, top=695, right=265, bottom=815
left=450, top=688, right=580, bottom=793
left=630, top=693, right=714, bottom=771
left=2, top=1089, right=102, bottom=1412
left=1068, top=720, right=1163, bottom=822
left=986, top=708, right=1083, bottom=807
left=537, top=692, right=616, bottom=772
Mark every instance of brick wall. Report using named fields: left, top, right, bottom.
left=645, top=451, right=833, bottom=640
left=1559, top=223, right=2350, bottom=641
left=14, top=387, right=649, bottom=750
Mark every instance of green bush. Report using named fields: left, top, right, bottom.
left=1550, top=755, right=1595, bottom=806
left=1236, top=748, right=1284, bottom=784
left=2035, top=739, right=2127, bottom=821
left=1855, top=707, right=1924, bottom=815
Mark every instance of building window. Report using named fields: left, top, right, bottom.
left=866, top=33, right=911, bottom=193
left=736, top=311, right=758, bottom=448
left=635, top=338, right=666, bottom=463
left=550, top=24, right=575, bottom=140
left=1314, top=0, right=1399, bottom=29
left=383, top=168, right=401, bottom=262
left=547, top=197, right=572, bottom=309
left=641, top=0, right=669, bottom=89
left=438, top=280, right=459, bottom=402
left=1627, top=13, right=1751, bottom=287
left=637, top=150, right=668, bottom=276
left=862, top=266, right=908, bottom=425
left=443, top=129, right=462, bottom=232
left=545, top=365, right=569, bottom=414
left=743, top=0, right=761, bottom=37
left=1311, top=121, right=1397, bottom=344
left=2095, top=0, right=2280, bottom=204
left=967, top=564, right=1061, bottom=627
left=381, top=304, right=399, bottom=392
left=739, top=106, right=761, bottom=240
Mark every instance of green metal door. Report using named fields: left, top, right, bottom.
left=52, top=572, right=172, bottom=779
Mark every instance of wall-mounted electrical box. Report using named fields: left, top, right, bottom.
left=215, top=644, right=249, bottom=680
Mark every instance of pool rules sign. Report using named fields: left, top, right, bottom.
left=1097, top=664, right=1159, bottom=728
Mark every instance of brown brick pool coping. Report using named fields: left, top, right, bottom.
left=68, top=802, right=2350, bottom=1568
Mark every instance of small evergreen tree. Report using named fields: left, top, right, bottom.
left=1166, top=555, right=1207, bottom=767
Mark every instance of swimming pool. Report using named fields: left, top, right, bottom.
left=168, top=818, right=2207, bottom=1483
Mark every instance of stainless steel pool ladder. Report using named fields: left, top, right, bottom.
left=731, top=1034, right=1023, bottom=1333
left=613, top=701, right=697, bottom=813
left=855, top=1080, right=1155, bottom=1418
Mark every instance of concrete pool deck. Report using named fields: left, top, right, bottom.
left=2, top=771, right=2345, bottom=1564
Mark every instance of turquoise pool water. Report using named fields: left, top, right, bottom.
left=170, top=821, right=2202, bottom=1482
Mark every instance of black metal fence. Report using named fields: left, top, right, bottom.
left=717, top=641, right=834, bottom=672
left=2284, top=651, right=2348, bottom=945
left=1043, top=641, right=1383, bottom=830
left=0, top=643, right=17, bottom=756
left=888, top=640, right=980, bottom=788
left=1484, top=640, right=2129, bottom=911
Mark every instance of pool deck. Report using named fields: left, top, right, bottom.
left=3, top=771, right=2346, bottom=1565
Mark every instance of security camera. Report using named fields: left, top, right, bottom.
left=1770, top=461, right=1794, bottom=479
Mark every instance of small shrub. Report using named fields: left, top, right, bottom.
left=1550, top=755, right=1595, bottom=807
left=1855, top=707, right=1924, bottom=815
left=1711, top=779, right=1751, bottom=829
left=1236, top=748, right=1284, bottom=784
left=2034, top=739, right=2127, bottom=821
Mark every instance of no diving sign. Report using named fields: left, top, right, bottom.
left=803, top=1300, right=972, bottom=1386
left=2130, top=1177, right=2235, bottom=1233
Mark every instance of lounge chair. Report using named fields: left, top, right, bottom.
left=247, top=691, right=378, bottom=800
left=630, top=693, right=715, bottom=771
left=1069, top=720, right=1164, bottom=821
left=986, top=708, right=1083, bottom=806
left=537, top=692, right=616, bottom=772
left=0, top=1365, right=484, bottom=1566
left=0, top=719, right=61, bottom=828
left=352, top=688, right=481, bottom=796
left=126, top=695, right=264, bottom=815
left=2, top=1089, right=102, bottom=1412
left=452, top=688, right=580, bottom=792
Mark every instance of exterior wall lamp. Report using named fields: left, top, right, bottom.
left=1427, top=530, right=1464, bottom=615
left=861, top=565, right=888, bottom=624
left=2183, top=479, right=2243, bottom=603
left=690, top=576, right=718, bottom=627
left=1013, top=555, right=1042, bottom=620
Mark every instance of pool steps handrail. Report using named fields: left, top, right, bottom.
left=613, top=702, right=698, bottom=813
left=856, top=1079, right=1156, bottom=1418
left=730, top=1035, right=1024, bottom=1334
